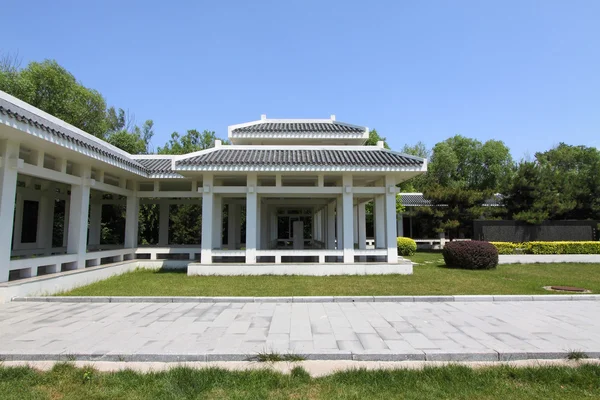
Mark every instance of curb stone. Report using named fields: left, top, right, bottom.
left=1, top=350, right=598, bottom=363
left=12, top=294, right=600, bottom=303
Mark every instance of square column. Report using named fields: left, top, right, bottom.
left=374, top=195, right=385, bottom=248
left=124, top=189, right=139, bottom=249
left=201, top=174, right=214, bottom=264
left=342, top=175, right=354, bottom=263
left=212, top=194, right=223, bottom=250
left=246, top=174, right=258, bottom=263
left=227, top=203, right=241, bottom=250
left=353, top=205, right=358, bottom=245
left=158, top=202, right=170, bottom=245
left=62, top=198, right=70, bottom=247
left=38, top=187, right=56, bottom=254
left=335, top=196, right=343, bottom=251
left=327, top=201, right=336, bottom=249
left=0, top=140, right=19, bottom=282
left=67, top=166, right=92, bottom=269
left=384, top=175, right=398, bottom=263
left=88, top=197, right=102, bottom=248
left=357, top=202, right=367, bottom=250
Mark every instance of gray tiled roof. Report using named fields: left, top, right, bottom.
left=176, top=149, right=424, bottom=168
left=399, top=193, right=503, bottom=207
left=231, top=122, right=365, bottom=135
left=135, top=158, right=174, bottom=173
left=400, top=193, right=435, bottom=207
left=0, top=97, right=147, bottom=175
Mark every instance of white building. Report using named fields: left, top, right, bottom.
left=0, top=90, right=427, bottom=284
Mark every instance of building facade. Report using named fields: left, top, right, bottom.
left=0, top=90, right=427, bottom=282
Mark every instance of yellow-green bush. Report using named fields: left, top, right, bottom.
left=490, top=241, right=600, bottom=255
left=524, top=241, right=600, bottom=255
left=490, top=242, right=520, bottom=255
left=397, top=237, right=417, bottom=256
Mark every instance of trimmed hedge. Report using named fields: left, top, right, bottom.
left=443, top=241, right=498, bottom=270
left=490, top=242, right=520, bottom=255
left=397, top=237, right=417, bottom=256
left=490, top=241, right=600, bottom=255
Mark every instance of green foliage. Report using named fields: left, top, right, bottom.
left=524, top=241, right=600, bottom=255
left=396, top=237, right=417, bottom=256
left=158, top=129, right=229, bottom=154
left=106, top=119, right=154, bottom=154
left=442, top=241, right=499, bottom=269
left=418, top=135, right=512, bottom=238
left=398, top=141, right=429, bottom=192
left=490, top=241, right=600, bottom=255
left=364, top=129, right=390, bottom=149
left=0, top=59, right=108, bottom=137
left=504, top=144, right=600, bottom=223
left=489, top=242, right=520, bottom=255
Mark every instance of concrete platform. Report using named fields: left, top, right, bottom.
left=187, top=262, right=413, bottom=276
left=1, top=299, right=599, bottom=362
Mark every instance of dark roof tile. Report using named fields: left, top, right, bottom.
left=176, top=149, right=423, bottom=168
left=231, top=122, right=365, bottom=135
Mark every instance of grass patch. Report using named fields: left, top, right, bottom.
left=1, top=363, right=600, bottom=399
left=60, top=251, right=600, bottom=296
left=567, top=350, right=589, bottom=361
left=247, top=351, right=306, bottom=362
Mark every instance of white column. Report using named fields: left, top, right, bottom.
left=261, top=201, right=269, bottom=249
left=88, top=197, right=102, bottom=248
left=212, top=194, right=222, bottom=250
left=124, top=188, right=139, bottom=249
left=159, top=202, right=169, bottom=246
left=0, top=140, right=19, bottom=282
left=336, top=196, right=343, bottom=251
left=358, top=202, right=367, bottom=250
left=342, top=175, right=354, bottom=263
left=12, top=193, right=23, bottom=250
left=38, top=188, right=55, bottom=254
left=353, top=205, right=358, bottom=245
left=397, top=212, right=404, bottom=237
left=375, top=195, right=385, bottom=248
left=327, top=201, right=336, bottom=249
left=384, top=175, right=398, bottom=263
left=62, top=198, right=70, bottom=247
left=201, top=174, right=214, bottom=264
left=246, top=174, right=257, bottom=263
left=67, top=166, right=92, bottom=269
left=228, top=203, right=241, bottom=250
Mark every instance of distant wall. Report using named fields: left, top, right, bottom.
left=473, top=220, right=599, bottom=242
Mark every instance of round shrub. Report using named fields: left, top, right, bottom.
left=397, top=237, right=417, bottom=256
left=442, top=241, right=498, bottom=270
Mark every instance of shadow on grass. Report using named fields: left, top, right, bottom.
left=153, top=268, right=187, bottom=274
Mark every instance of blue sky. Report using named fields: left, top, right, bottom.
left=1, top=0, right=599, bottom=158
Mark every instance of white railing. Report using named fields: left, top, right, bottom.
left=135, top=246, right=202, bottom=260
left=8, top=248, right=136, bottom=279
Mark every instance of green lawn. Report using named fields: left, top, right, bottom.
left=2, top=363, right=600, bottom=400
left=60, top=252, right=600, bottom=296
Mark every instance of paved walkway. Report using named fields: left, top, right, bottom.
left=1, top=301, right=599, bottom=361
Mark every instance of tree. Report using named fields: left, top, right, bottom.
left=503, top=144, right=600, bottom=223
left=365, top=129, right=390, bottom=149
left=399, top=141, right=430, bottom=192
left=419, top=135, right=512, bottom=238
left=0, top=59, right=108, bottom=138
left=158, top=129, right=229, bottom=154
left=106, top=119, right=154, bottom=154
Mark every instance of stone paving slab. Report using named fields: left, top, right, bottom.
left=1, top=301, right=599, bottom=362
left=11, top=294, right=600, bottom=303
